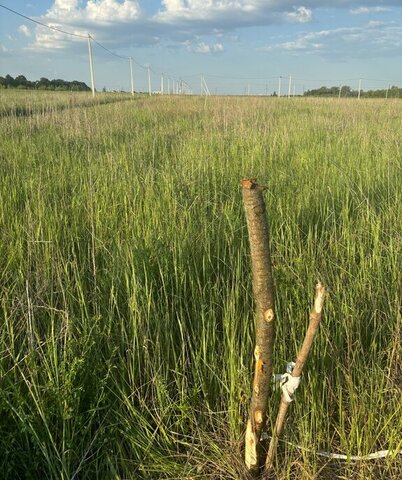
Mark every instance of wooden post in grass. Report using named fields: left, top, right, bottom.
left=264, top=282, right=326, bottom=476
left=241, top=178, right=275, bottom=475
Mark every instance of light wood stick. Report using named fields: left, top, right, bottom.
left=264, top=282, right=326, bottom=476
left=241, top=178, right=276, bottom=475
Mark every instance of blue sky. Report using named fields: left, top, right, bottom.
left=0, top=1, right=401, bottom=94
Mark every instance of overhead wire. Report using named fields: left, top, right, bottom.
left=0, top=3, right=149, bottom=70
left=0, top=3, right=87, bottom=38
left=0, top=3, right=399, bottom=92
left=0, top=3, right=186, bottom=83
left=90, top=36, right=130, bottom=60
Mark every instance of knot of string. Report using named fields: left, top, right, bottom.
left=273, top=362, right=301, bottom=403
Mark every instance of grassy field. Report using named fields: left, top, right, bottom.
left=0, top=90, right=401, bottom=479
left=0, top=89, right=134, bottom=117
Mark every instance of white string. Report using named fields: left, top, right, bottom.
left=260, top=434, right=402, bottom=461
left=316, top=449, right=401, bottom=460
left=273, top=362, right=301, bottom=403
left=270, top=362, right=401, bottom=460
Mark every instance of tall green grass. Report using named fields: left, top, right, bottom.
left=0, top=92, right=401, bottom=479
left=0, top=89, right=135, bottom=117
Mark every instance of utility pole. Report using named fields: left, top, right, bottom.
left=147, top=66, right=152, bottom=96
left=288, top=74, right=292, bottom=98
left=87, top=34, right=95, bottom=97
left=265, top=82, right=268, bottom=96
left=201, top=76, right=211, bottom=96
left=167, top=77, right=170, bottom=95
left=358, top=78, right=362, bottom=100
left=338, top=85, right=342, bottom=99
left=161, top=74, right=164, bottom=95
left=129, top=57, right=134, bottom=96
left=278, top=76, right=282, bottom=97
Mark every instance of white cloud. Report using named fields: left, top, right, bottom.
left=28, top=25, right=74, bottom=50
left=350, top=6, right=390, bottom=15
left=261, top=22, right=402, bottom=58
left=157, top=1, right=315, bottom=26
left=192, top=41, right=224, bottom=53
left=22, top=0, right=402, bottom=55
left=157, top=1, right=398, bottom=24
left=18, top=24, right=32, bottom=37
left=161, top=0, right=250, bottom=15
left=193, top=42, right=211, bottom=53
left=46, top=0, right=140, bottom=23
left=27, top=0, right=142, bottom=51
left=367, top=20, right=385, bottom=27
left=286, top=6, right=313, bottom=24
left=86, top=0, right=140, bottom=22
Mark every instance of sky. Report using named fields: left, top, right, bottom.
left=0, top=0, right=401, bottom=94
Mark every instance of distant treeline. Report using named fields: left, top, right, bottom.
left=304, top=85, right=401, bottom=98
left=0, top=74, right=90, bottom=91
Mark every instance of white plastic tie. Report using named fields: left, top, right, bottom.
left=273, top=362, right=301, bottom=403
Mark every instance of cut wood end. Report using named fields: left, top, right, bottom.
left=314, top=282, right=326, bottom=313
left=245, top=419, right=258, bottom=469
left=240, top=178, right=258, bottom=189
left=264, top=308, right=274, bottom=323
left=254, top=410, right=263, bottom=424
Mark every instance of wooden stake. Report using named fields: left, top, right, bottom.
left=264, top=282, right=326, bottom=476
left=241, top=178, right=275, bottom=475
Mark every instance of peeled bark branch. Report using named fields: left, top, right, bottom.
left=241, top=178, right=275, bottom=474
left=264, top=282, right=326, bottom=476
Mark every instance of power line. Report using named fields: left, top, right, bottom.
left=90, top=37, right=130, bottom=61
left=0, top=3, right=148, bottom=69
left=131, top=57, right=147, bottom=70
left=204, top=73, right=279, bottom=80
left=1, top=3, right=399, bottom=94
left=0, top=3, right=87, bottom=38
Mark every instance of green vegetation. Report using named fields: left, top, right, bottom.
left=304, top=85, right=401, bottom=98
left=0, top=74, right=90, bottom=91
left=0, top=90, right=401, bottom=479
left=0, top=89, right=136, bottom=117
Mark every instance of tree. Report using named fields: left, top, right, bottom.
left=38, top=77, right=50, bottom=88
left=5, top=74, right=14, bottom=87
left=15, top=75, right=28, bottom=86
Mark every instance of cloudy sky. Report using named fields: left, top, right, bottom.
left=0, top=1, right=401, bottom=94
